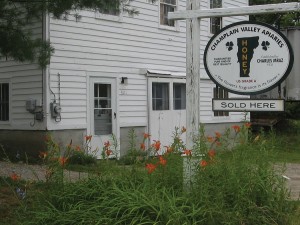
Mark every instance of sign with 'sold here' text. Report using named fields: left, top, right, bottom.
left=204, top=21, right=294, bottom=95
left=213, top=99, right=285, bottom=112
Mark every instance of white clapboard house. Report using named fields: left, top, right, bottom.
left=0, top=0, right=248, bottom=158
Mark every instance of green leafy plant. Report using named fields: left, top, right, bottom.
left=119, top=129, right=148, bottom=165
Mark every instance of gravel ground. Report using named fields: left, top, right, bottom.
left=0, top=161, right=299, bottom=200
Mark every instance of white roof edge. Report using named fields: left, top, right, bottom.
left=146, top=69, right=186, bottom=78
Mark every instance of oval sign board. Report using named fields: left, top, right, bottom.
left=204, top=21, right=294, bottom=95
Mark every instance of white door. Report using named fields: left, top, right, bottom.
left=148, top=77, right=186, bottom=151
left=89, top=77, right=118, bottom=158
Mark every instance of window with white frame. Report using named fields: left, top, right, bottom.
left=0, top=83, right=9, bottom=121
left=213, top=86, right=229, bottom=117
left=160, top=0, right=177, bottom=27
left=152, top=82, right=169, bottom=110
left=210, top=0, right=222, bottom=34
left=173, top=83, right=186, bottom=110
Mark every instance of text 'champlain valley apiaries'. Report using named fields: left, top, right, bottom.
left=204, top=21, right=294, bottom=95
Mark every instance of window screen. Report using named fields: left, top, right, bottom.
left=173, top=83, right=186, bottom=110
left=152, top=82, right=169, bottom=110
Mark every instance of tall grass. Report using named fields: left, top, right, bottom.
left=15, top=124, right=298, bottom=224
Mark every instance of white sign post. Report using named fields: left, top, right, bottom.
left=185, top=0, right=200, bottom=150
left=169, top=2, right=300, bottom=150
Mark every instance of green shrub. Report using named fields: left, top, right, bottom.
left=67, top=150, right=96, bottom=165
left=118, top=128, right=147, bottom=165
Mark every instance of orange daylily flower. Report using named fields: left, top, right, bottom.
left=10, top=172, right=20, bottom=181
left=159, top=156, right=167, bottom=166
left=244, top=122, right=251, bottom=128
left=181, top=126, right=186, bottom=133
left=58, top=157, right=68, bottom=166
left=104, top=141, right=110, bottom=148
left=200, top=160, right=208, bottom=168
left=152, top=140, right=161, bottom=151
left=208, top=149, right=216, bottom=159
left=215, top=132, right=221, bottom=139
left=146, top=163, right=157, bottom=174
left=140, top=143, right=146, bottom=151
left=85, top=135, right=92, bottom=142
left=105, top=149, right=113, bottom=156
left=232, top=125, right=241, bottom=133
left=216, top=141, right=222, bottom=146
left=183, top=149, right=192, bottom=156
left=207, top=136, right=214, bottom=143
left=75, top=145, right=81, bottom=151
left=143, top=133, right=151, bottom=139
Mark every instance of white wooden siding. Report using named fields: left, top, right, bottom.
left=47, top=0, right=187, bottom=129
left=0, top=17, right=44, bottom=130
left=0, top=0, right=250, bottom=131
left=46, top=0, right=249, bottom=130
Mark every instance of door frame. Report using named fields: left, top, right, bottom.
left=87, top=74, right=120, bottom=158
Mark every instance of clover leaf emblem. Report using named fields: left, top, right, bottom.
left=226, top=41, right=234, bottom=51
left=261, top=41, right=270, bottom=51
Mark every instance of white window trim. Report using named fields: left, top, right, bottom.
left=149, top=77, right=186, bottom=112
left=152, top=82, right=170, bottom=111
left=0, top=79, right=11, bottom=125
left=158, top=0, right=180, bottom=31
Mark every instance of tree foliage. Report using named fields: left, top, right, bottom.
left=0, top=0, right=141, bottom=68
left=249, top=0, right=300, bottom=28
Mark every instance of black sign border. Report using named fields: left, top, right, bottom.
left=204, top=21, right=294, bottom=95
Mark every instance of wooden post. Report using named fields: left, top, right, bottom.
left=186, top=0, right=200, bottom=150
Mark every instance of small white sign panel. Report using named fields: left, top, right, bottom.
left=204, top=21, right=294, bottom=95
left=213, top=99, right=285, bottom=112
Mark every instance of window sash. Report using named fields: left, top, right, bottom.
left=0, top=83, right=9, bottom=121
left=160, top=0, right=176, bottom=26
left=210, top=0, right=222, bottom=8
left=210, top=0, right=222, bottom=34
left=210, top=17, right=222, bottom=34
left=152, top=83, right=169, bottom=110
left=173, top=83, right=186, bottom=110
